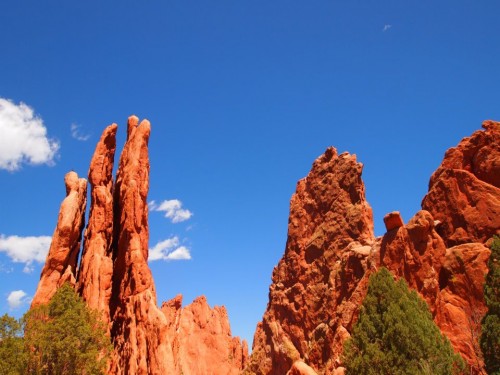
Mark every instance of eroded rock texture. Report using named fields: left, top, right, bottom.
left=32, top=171, right=87, bottom=306
left=245, top=148, right=375, bottom=374
left=77, top=123, right=117, bottom=323
left=246, top=122, right=499, bottom=374
left=33, top=116, right=247, bottom=375
left=422, top=120, right=500, bottom=246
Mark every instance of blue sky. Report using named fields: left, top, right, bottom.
left=1, top=1, right=499, bottom=346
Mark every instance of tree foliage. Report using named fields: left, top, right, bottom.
left=343, top=267, right=464, bottom=375
left=481, top=236, right=500, bottom=374
left=0, top=283, right=111, bottom=375
left=0, top=314, right=26, bottom=375
left=24, top=283, right=112, bottom=375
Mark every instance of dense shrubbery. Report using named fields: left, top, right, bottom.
left=0, top=283, right=111, bottom=375
left=343, top=267, right=464, bottom=375
left=481, top=236, right=500, bottom=375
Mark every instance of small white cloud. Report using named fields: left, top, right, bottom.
left=149, top=199, right=193, bottom=223
left=7, top=290, right=29, bottom=309
left=0, top=98, right=59, bottom=171
left=149, top=236, right=192, bottom=261
left=383, top=24, right=392, bottom=32
left=70, top=123, right=91, bottom=141
left=0, top=234, right=51, bottom=269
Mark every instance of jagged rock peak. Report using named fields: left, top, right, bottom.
left=246, top=146, right=374, bottom=374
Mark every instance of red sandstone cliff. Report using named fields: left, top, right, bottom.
left=245, top=121, right=499, bottom=374
left=32, top=116, right=247, bottom=375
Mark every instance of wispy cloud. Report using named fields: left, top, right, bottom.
left=149, top=236, right=192, bottom=261
left=0, top=234, right=51, bottom=272
left=7, top=290, right=30, bottom=309
left=149, top=199, right=193, bottom=223
left=70, top=123, right=91, bottom=141
left=0, top=98, right=59, bottom=171
left=383, top=24, right=392, bottom=32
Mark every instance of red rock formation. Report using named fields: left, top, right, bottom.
left=77, top=123, right=117, bottom=322
left=245, top=147, right=375, bottom=374
left=422, top=120, right=500, bottom=246
left=246, top=122, right=498, bottom=374
left=161, top=295, right=248, bottom=375
left=33, top=116, right=247, bottom=375
left=32, top=171, right=87, bottom=306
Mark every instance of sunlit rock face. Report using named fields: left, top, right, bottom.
left=246, top=122, right=499, bottom=375
left=33, top=116, right=247, bottom=375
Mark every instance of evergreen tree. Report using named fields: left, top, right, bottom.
left=23, top=283, right=112, bottom=375
left=0, top=314, right=26, bottom=375
left=343, top=267, right=464, bottom=375
left=481, top=236, right=500, bottom=375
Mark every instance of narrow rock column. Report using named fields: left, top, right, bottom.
left=77, top=124, right=117, bottom=323
left=31, top=171, right=87, bottom=306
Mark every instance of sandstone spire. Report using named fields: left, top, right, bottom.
left=32, top=171, right=87, bottom=306
left=77, top=123, right=117, bottom=322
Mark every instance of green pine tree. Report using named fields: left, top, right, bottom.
left=343, top=267, right=464, bottom=375
left=23, top=283, right=112, bottom=375
left=481, top=236, right=500, bottom=375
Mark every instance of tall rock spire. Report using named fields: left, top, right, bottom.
left=77, top=123, right=117, bottom=323
left=32, top=171, right=87, bottom=306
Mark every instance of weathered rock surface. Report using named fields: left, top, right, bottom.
left=161, top=295, right=248, bottom=375
left=246, top=122, right=498, bottom=374
left=34, top=116, right=247, bottom=375
left=245, top=147, right=375, bottom=374
left=32, top=171, right=87, bottom=306
left=77, top=123, right=117, bottom=323
left=422, top=120, right=500, bottom=246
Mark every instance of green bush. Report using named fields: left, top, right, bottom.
left=481, top=236, right=500, bottom=375
left=343, top=267, right=464, bottom=375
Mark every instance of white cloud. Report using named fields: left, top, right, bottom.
left=149, top=199, right=193, bottom=223
left=70, top=123, right=91, bottom=141
left=7, top=290, right=29, bottom=309
left=0, top=234, right=51, bottom=271
left=0, top=98, right=59, bottom=171
left=149, top=236, right=192, bottom=261
left=383, top=24, right=392, bottom=32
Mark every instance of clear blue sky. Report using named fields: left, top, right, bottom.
left=1, top=1, right=499, bottom=347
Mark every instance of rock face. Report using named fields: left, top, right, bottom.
left=422, top=120, right=500, bottom=246
left=33, top=116, right=247, bottom=375
left=245, top=148, right=375, bottom=374
left=161, top=295, right=248, bottom=375
left=32, top=171, right=87, bottom=306
left=246, top=122, right=499, bottom=374
left=77, top=123, right=117, bottom=323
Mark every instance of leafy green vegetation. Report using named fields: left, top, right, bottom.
left=0, top=314, right=26, bottom=375
left=481, top=236, right=500, bottom=375
left=0, top=283, right=111, bottom=375
left=343, top=267, right=464, bottom=375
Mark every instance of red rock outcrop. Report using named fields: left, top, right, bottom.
left=32, top=171, right=87, bottom=306
left=245, top=147, right=375, bottom=374
left=77, top=123, right=117, bottom=323
left=33, top=116, right=247, bottom=375
left=246, top=122, right=498, bottom=374
left=422, top=120, right=500, bottom=246
left=161, top=295, right=248, bottom=375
